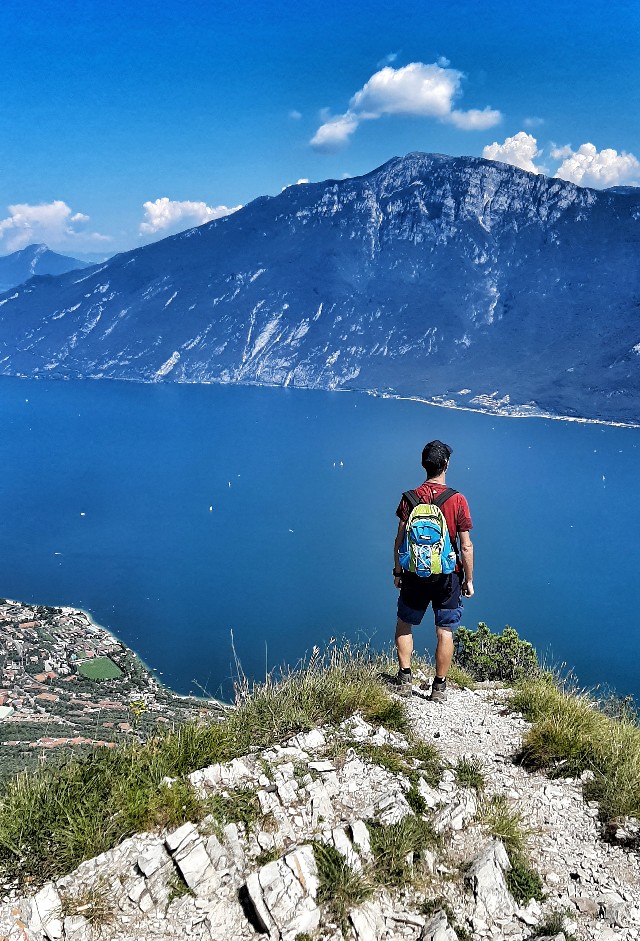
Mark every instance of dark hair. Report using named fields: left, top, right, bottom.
left=421, top=439, right=452, bottom=477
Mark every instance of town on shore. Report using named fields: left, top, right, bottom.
left=0, top=598, right=227, bottom=778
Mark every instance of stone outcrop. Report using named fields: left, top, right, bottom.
left=1, top=681, right=639, bottom=941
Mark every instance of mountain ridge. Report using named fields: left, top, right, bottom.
left=1, top=153, right=639, bottom=423
left=0, top=243, right=91, bottom=293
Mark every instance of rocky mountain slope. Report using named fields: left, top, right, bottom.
left=2, top=679, right=639, bottom=941
left=0, top=244, right=90, bottom=293
left=0, top=154, right=639, bottom=423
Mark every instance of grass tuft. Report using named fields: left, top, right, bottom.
left=420, top=898, right=472, bottom=941
left=531, top=908, right=580, bottom=941
left=512, top=674, right=640, bottom=820
left=368, top=815, right=439, bottom=887
left=60, top=877, right=117, bottom=928
left=454, top=757, right=486, bottom=792
left=446, top=664, right=476, bottom=690
left=476, top=793, right=543, bottom=904
left=313, top=841, right=373, bottom=933
left=476, top=793, right=529, bottom=857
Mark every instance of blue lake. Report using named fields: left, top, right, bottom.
left=1, top=377, right=639, bottom=702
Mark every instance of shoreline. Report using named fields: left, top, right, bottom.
left=2, top=373, right=638, bottom=429
left=0, top=597, right=230, bottom=778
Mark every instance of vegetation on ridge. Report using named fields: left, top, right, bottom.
left=0, top=641, right=406, bottom=883
left=512, top=672, right=640, bottom=821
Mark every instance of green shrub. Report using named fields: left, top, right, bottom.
left=506, top=852, right=544, bottom=903
left=454, top=624, right=539, bottom=683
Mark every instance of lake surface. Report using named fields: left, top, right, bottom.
left=1, top=377, right=639, bottom=702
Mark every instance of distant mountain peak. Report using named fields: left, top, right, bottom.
left=0, top=155, right=638, bottom=425
left=0, top=244, right=91, bottom=293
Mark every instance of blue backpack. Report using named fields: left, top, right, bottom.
left=398, top=488, right=458, bottom=577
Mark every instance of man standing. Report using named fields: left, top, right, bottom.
left=390, top=440, right=474, bottom=701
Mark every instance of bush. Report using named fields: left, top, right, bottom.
left=506, top=852, right=545, bottom=903
left=454, top=623, right=539, bottom=683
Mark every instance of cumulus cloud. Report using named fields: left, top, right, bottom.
left=449, top=107, right=503, bottom=130
left=482, top=131, right=543, bottom=174
left=0, top=200, right=110, bottom=253
left=310, top=112, right=360, bottom=152
left=310, top=61, right=502, bottom=152
left=523, top=116, right=545, bottom=129
left=550, top=144, right=573, bottom=160
left=139, top=198, right=241, bottom=236
left=553, top=143, right=640, bottom=188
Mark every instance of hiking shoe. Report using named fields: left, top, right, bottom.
left=384, top=670, right=413, bottom=697
left=428, top=678, right=447, bottom=702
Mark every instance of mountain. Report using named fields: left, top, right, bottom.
left=0, top=154, right=639, bottom=423
left=0, top=243, right=91, bottom=292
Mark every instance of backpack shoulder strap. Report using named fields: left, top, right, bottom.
left=432, top=487, right=458, bottom=509
left=402, top=490, right=421, bottom=512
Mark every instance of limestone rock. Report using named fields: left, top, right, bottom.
left=350, top=899, right=385, bottom=941
left=420, top=910, right=458, bottom=941
left=245, top=845, right=320, bottom=941
left=165, top=822, right=218, bottom=896
left=466, top=840, right=516, bottom=923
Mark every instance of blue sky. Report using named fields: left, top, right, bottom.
left=1, top=0, right=638, bottom=254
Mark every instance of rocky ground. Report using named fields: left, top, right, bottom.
left=1, top=675, right=639, bottom=941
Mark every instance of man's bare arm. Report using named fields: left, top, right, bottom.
left=393, top=519, right=405, bottom=587
left=459, top=530, right=474, bottom=597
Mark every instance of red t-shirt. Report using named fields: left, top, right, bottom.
left=396, top=481, right=473, bottom=571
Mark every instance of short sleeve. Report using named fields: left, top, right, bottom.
left=396, top=495, right=411, bottom=522
left=455, top=495, right=473, bottom=532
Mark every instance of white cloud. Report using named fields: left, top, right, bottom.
left=310, top=112, right=360, bottom=152
left=523, top=116, right=545, bottom=129
left=376, top=52, right=398, bottom=68
left=289, top=109, right=302, bottom=120
left=449, top=107, right=503, bottom=130
left=139, top=198, right=241, bottom=236
left=550, top=144, right=573, bottom=160
left=553, top=143, right=640, bottom=188
left=482, top=131, right=543, bottom=174
left=0, top=200, right=110, bottom=253
left=310, top=61, right=502, bottom=152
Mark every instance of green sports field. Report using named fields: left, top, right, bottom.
left=77, top=657, right=124, bottom=680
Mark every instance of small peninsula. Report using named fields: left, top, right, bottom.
left=0, top=598, right=226, bottom=778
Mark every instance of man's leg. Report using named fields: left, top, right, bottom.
left=395, top=618, right=414, bottom=670
left=434, top=626, right=454, bottom=678
left=428, top=574, right=462, bottom=702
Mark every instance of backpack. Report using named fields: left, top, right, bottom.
left=398, top=487, right=458, bottom=577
